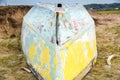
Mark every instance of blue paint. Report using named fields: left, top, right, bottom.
left=43, top=65, right=48, bottom=70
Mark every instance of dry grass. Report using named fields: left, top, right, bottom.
left=0, top=46, right=36, bottom=80
left=97, top=10, right=120, bottom=14
left=83, top=25, right=120, bottom=80
left=0, top=7, right=120, bottom=80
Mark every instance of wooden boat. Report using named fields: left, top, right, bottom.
left=21, top=3, right=98, bottom=80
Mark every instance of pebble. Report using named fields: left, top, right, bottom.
left=12, top=61, right=18, bottom=65
left=117, top=70, right=120, bottom=74
left=104, top=65, right=111, bottom=70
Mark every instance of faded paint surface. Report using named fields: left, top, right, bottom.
left=21, top=3, right=97, bottom=80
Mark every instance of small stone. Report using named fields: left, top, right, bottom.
left=117, top=70, right=120, bottom=74
left=12, top=61, right=17, bottom=64
left=104, top=65, right=111, bottom=70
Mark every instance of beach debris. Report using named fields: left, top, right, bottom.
left=21, top=67, right=31, bottom=73
left=107, top=54, right=119, bottom=66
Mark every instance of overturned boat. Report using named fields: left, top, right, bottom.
left=21, top=3, right=98, bottom=80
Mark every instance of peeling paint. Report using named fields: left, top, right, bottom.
left=21, top=3, right=97, bottom=80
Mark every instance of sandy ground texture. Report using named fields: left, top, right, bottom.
left=0, top=7, right=120, bottom=80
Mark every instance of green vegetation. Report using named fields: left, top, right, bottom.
left=85, top=3, right=120, bottom=11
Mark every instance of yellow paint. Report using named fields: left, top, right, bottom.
left=38, top=42, right=52, bottom=80
left=86, top=42, right=94, bottom=60
left=63, top=40, right=72, bottom=48
left=54, top=56, right=58, bottom=68
left=61, top=39, right=96, bottom=80
left=29, top=44, right=36, bottom=61
left=28, top=39, right=96, bottom=80
left=42, top=41, right=46, bottom=48
left=56, top=77, right=60, bottom=80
